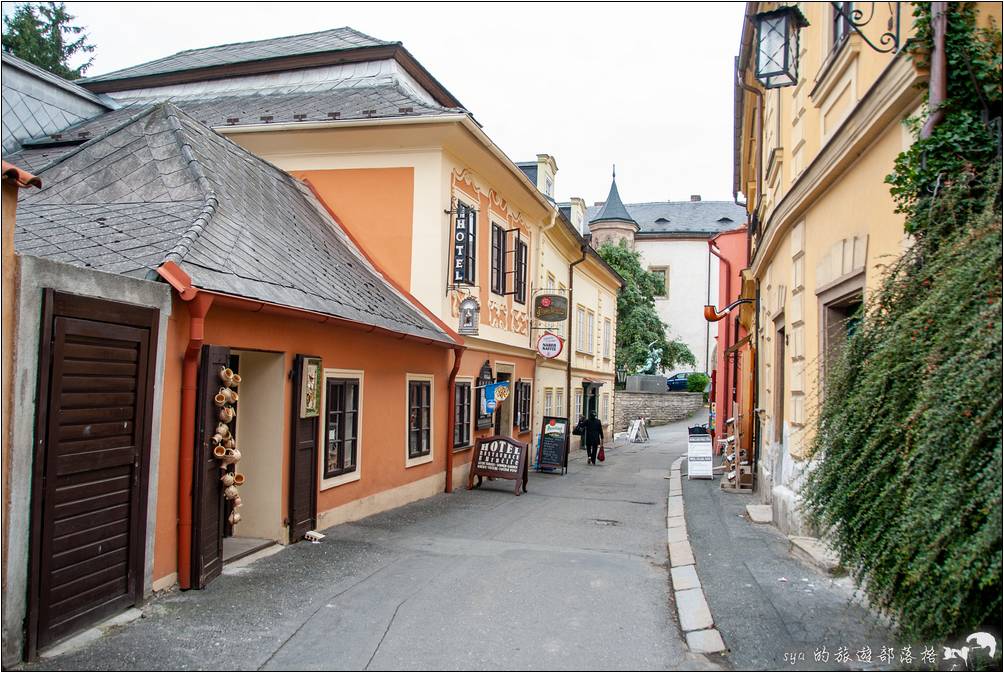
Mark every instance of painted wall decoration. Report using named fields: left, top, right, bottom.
left=299, top=357, right=321, bottom=418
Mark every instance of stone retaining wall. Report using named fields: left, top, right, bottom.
left=613, top=391, right=704, bottom=431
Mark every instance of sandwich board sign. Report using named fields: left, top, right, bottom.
left=535, top=416, right=568, bottom=473
left=468, top=436, right=529, bottom=495
left=687, top=426, right=713, bottom=479
left=628, top=418, right=649, bottom=443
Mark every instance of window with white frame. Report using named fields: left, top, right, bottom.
left=407, top=376, right=433, bottom=464
left=513, top=380, right=532, bottom=432
left=514, top=238, right=528, bottom=304
left=544, top=387, right=554, bottom=417
left=602, top=318, right=612, bottom=359
left=320, top=369, right=364, bottom=489
left=490, top=222, right=506, bottom=295
left=574, top=389, right=584, bottom=418
left=586, top=310, right=595, bottom=354
left=555, top=388, right=564, bottom=418
left=602, top=393, right=610, bottom=421
left=454, top=380, right=472, bottom=448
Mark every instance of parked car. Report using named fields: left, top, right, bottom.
left=666, top=372, right=698, bottom=391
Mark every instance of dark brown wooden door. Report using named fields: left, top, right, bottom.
left=29, top=291, right=158, bottom=656
left=288, top=355, right=318, bottom=542
left=190, top=345, right=229, bottom=589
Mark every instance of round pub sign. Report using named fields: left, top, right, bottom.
left=534, top=294, right=568, bottom=322
left=536, top=333, right=564, bottom=359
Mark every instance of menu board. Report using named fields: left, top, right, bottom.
left=467, top=436, right=529, bottom=496
left=536, top=416, right=568, bottom=473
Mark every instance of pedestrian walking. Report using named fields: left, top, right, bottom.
left=584, top=412, right=604, bottom=465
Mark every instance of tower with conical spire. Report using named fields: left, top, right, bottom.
left=588, top=166, right=639, bottom=249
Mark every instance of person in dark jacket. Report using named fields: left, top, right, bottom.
left=584, top=412, right=604, bottom=464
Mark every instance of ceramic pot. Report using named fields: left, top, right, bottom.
left=233, top=473, right=246, bottom=486
left=228, top=511, right=241, bottom=525
left=215, top=423, right=231, bottom=439
left=222, top=448, right=241, bottom=465
left=232, top=496, right=242, bottom=508
left=220, top=388, right=238, bottom=404
left=219, top=406, right=235, bottom=423
left=212, top=445, right=227, bottom=460
left=212, top=433, right=225, bottom=445
left=224, top=485, right=238, bottom=500
left=214, top=392, right=227, bottom=407
left=221, top=472, right=235, bottom=487
left=223, top=437, right=236, bottom=450
left=229, top=373, right=242, bottom=388
left=219, top=367, right=235, bottom=385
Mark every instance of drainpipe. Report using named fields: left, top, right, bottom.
left=177, top=292, right=213, bottom=590
left=707, top=241, right=732, bottom=428
left=921, top=2, right=948, bottom=139
left=445, top=345, right=466, bottom=493
left=567, top=245, right=588, bottom=424
left=736, top=72, right=764, bottom=266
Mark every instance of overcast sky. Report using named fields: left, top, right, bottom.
left=9, top=1, right=746, bottom=205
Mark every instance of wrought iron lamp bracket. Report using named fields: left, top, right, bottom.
left=831, top=1, right=902, bottom=54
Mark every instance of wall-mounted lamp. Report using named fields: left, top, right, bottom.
left=754, top=5, right=810, bottom=89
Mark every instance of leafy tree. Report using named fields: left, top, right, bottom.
left=2, top=2, right=95, bottom=79
left=597, top=240, right=695, bottom=375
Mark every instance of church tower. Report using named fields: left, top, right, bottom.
left=588, top=168, right=638, bottom=249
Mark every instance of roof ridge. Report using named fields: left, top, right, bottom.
left=159, top=104, right=219, bottom=270
left=80, top=26, right=398, bottom=83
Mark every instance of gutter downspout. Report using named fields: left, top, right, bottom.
left=738, top=74, right=764, bottom=267
left=707, top=241, right=732, bottom=431
left=177, top=291, right=212, bottom=590
left=567, top=245, right=588, bottom=425
left=445, top=345, right=466, bottom=493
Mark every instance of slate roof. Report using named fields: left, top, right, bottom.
left=80, top=27, right=395, bottom=84
left=7, top=83, right=459, bottom=173
left=14, top=103, right=456, bottom=345
left=585, top=200, right=746, bottom=236
left=589, top=177, right=636, bottom=225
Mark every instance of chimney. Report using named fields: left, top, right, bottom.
left=594, top=201, right=605, bottom=206
left=690, top=194, right=702, bottom=202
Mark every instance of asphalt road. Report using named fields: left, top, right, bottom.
left=25, top=418, right=716, bottom=671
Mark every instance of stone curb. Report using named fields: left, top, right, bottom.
left=667, top=456, right=727, bottom=655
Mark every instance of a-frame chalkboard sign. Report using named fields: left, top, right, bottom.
left=535, top=416, right=569, bottom=474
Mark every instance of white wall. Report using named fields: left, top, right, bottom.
left=635, top=238, right=718, bottom=374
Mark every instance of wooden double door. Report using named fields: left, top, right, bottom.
left=29, top=291, right=159, bottom=656
left=189, top=349, right=319, bottom=589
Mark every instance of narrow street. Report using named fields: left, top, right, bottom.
left=26, top=418, right=716, bottom=671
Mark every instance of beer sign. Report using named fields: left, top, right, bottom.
left=534, top=294, right=568, bottom=322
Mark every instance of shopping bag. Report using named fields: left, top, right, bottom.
left=597, top=446, right=605, bottom=462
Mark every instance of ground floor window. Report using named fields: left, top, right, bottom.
left=324, top=378, right=359, bottom=478
left=574, top=389, right=584, bottom=418
left=514, top=380, right=532, bottom=432
left=454, top=381, right=472, bottom=448
left=602, top=393, right=610, bottom=422
left=408, top=379, right=432, bottom=459
left=544, top=387, right=554, bottom=417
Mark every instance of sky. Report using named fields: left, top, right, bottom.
left=5, top=1, right=746, bottom=205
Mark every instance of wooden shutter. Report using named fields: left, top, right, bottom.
left=289, top=355, right=319, bottom=542
left=190, top=345, right=229, bottom=589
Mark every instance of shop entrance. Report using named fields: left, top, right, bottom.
left=493, top=366, right=514, bottom=437
left=221, top=350, right=286, bottom=562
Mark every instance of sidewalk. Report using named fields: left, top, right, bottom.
left=678, top=433, right=898, bottom=671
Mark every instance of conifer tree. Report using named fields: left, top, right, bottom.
left=2, top=2, right=95, bottom=80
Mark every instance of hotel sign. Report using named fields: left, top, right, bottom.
left=468, top=436, right=529, bottom=496
left=534, top=294, right=568, bottom=322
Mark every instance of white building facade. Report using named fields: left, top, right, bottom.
left=580, top=178, right=746, bottom=375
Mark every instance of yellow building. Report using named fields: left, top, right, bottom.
left=735, top=2, right=1002, bottom=533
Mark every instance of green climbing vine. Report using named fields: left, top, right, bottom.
left=803, top=2, right=1002, bottom=642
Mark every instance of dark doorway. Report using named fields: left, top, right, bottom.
left=773, top=324, right=786, bottom=444
left=493, top=371, right=512, bottom=436
left=28, top=290, right=158, bottom=657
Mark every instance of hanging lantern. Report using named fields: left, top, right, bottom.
left=754, top=5, right=809, bottom=89
left=458, top=297, right=480, bottom=336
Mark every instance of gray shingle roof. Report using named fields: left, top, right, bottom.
left=585, top=200, right=746, bottom=236
left=8, top=84, right=459, bottom=172
left=80, top=27, right=395, bottom=84
left=589, top=177, right=636, bottom=225
left=14, top=103, right=455, bottom=345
